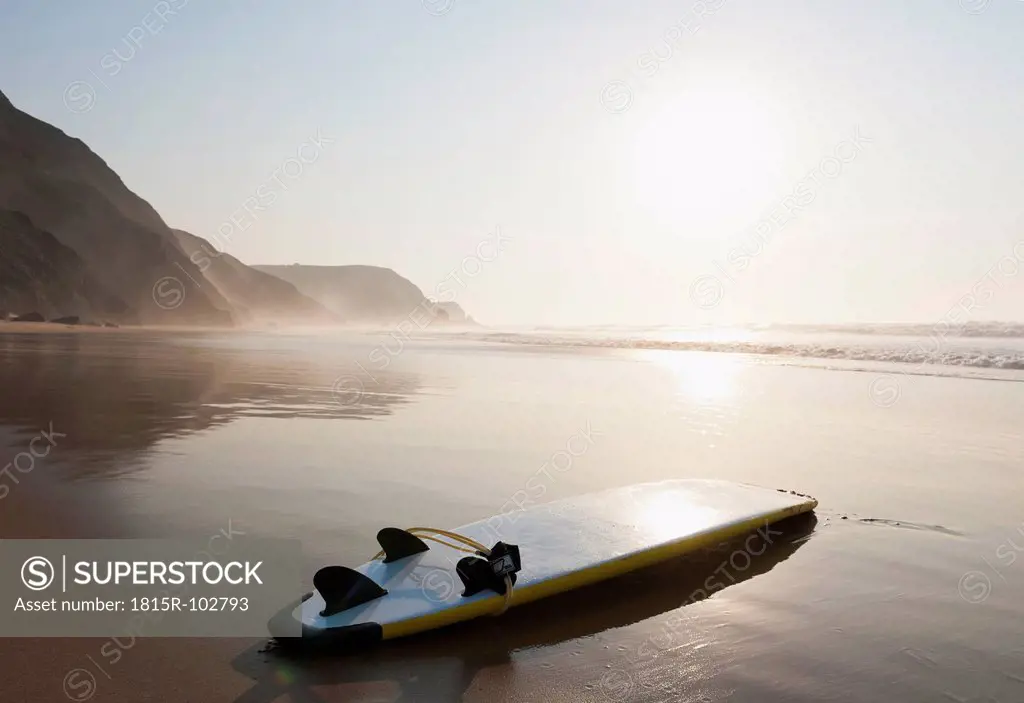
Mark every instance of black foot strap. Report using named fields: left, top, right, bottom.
left=313, top=566, right=387, bottom=617
left=376, top=527, right=430, bottom=563
left=457, top=541, right=522, bottom=597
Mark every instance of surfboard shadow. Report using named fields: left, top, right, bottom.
left=228, top=512, right=817, bottom=703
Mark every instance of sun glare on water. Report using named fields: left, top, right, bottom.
left=644, top=350, right=745, bottom=405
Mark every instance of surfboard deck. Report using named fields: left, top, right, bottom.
left=270, top=479, right=817, bottom=646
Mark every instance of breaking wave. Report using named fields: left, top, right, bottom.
left=437, top=325, right=1024, bottom=373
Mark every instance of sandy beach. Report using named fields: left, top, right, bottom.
left=2, top=327, right=1022, bottom=702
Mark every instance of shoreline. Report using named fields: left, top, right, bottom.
left=0, top=321, right=121, bottom=333
left=0, top=320, right=484, bottom=334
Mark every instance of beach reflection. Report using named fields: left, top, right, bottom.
left=0, top=330, right=423, bottom=480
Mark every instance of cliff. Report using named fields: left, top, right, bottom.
left=0, top=209, right=129, bottom=320
left=435, top=301, right=476, bottom=325
left=0, top=89, right=232, bottom=324
left=0, top=89, right=479, bottom=327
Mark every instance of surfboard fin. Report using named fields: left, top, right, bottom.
left=313, top=565, right=388, bottom=617
left=376, top=527, right=430, bottom=563
left=457, top=541, right=522, bottom=597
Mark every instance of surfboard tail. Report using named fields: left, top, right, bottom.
left=313, top=566, right=388, bottom=617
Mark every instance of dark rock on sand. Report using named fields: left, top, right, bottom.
left=12, top=311, right=45, bottom=322
left=50, top=315, right=80, bottom=325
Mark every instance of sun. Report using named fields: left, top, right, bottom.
left=630, top=85, right=788, bottom=229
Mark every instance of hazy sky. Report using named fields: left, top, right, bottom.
left=2, top=0, right=1022, bottom=325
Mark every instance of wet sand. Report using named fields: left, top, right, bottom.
left=0, top=465, right=255, bottom=702
left=1, top=329, right=1022, bottom=702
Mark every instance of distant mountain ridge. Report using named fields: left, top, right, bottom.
left=170, top=230, right=335, bottom=324
left=254, top=264, right=476, bottom=325
left=0, top=89, right=475, bottom=327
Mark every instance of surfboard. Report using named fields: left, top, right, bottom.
left=269, top=479, right=817, bottom=647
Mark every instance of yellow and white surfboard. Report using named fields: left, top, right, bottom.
left=270, top=479, right=817, bottom=647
